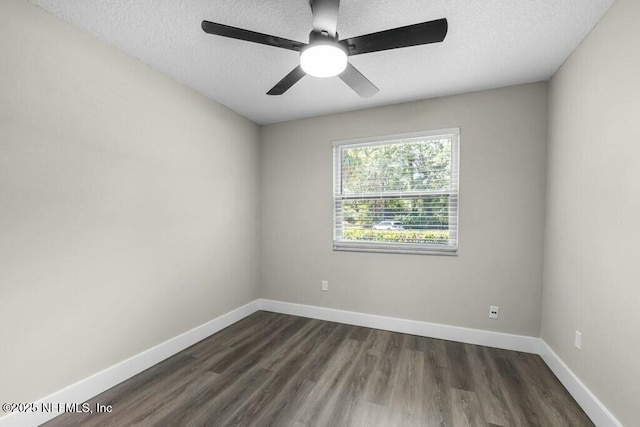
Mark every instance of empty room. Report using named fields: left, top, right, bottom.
left=1, top=0, right=638, bottom=426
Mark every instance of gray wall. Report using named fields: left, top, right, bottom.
left=260, top=83, right=548, bottom=337
left=0, top=0, right=260, bottom=404
left=543, top=0, right=640, bottom=424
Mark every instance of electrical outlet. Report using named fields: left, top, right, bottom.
left=321, top=280, right=328, bottom=292
left=575, top=331, right=582, bottom=350
left=489, top=305, right=499, bottom=319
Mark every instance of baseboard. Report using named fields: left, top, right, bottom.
left=0, top=300, right=260, bottom=427
left=2, top=298, right=621, bottom=427
left=257, top=299, right=541, bottom=354
left=539, top=341, right=622, bottom=427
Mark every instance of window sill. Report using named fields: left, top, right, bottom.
left=333, top=242, right=458, bottom=256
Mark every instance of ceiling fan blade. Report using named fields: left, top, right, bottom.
left=310, top=0, right=340, bottom=38
left=339, top=63, right=379, bottom=98
left=202, top=21, right=306, bottom=52
left=341, top=18, right=448, bottom=56
left=267, top=65, right=306, bottom=95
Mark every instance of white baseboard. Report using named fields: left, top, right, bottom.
left=0, top=300, right=260, bottom=427
left=2, top=298, right=621, bottom=427
left=257, top=299, right=541, bottom=354
left=539, top=341, right=622, bottom=427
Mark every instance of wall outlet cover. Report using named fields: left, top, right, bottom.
left=489, top=305, right=500, bottom=319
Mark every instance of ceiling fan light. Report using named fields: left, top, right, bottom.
left=300, top=44, right=347, bottom=78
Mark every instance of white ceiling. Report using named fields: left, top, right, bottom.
left=31, top=0, right=615, bottom=124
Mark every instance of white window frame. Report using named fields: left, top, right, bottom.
left=333, top=128, right=460, bottom=255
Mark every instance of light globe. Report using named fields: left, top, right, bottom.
left=300, top=44, right=348, bottom=78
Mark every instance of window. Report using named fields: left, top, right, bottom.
left=333, top=128, right=459, bottom=255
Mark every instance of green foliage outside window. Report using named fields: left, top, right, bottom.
left=340, top=138, right=453, bottom=237
left=342, top=229, right=449, bottom=244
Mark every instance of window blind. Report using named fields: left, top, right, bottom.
left=333, top=128, right=459, bottom=254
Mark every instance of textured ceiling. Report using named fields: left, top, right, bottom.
left=31, top=0, right=615, bottom=124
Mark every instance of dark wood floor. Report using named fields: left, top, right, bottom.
left=44, top=311, right=593, bottom=426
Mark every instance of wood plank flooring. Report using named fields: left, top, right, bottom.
left=43, top=311, right=593, bottom=426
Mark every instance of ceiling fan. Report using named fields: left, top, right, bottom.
left=201, top=0, right=447, bottom=97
